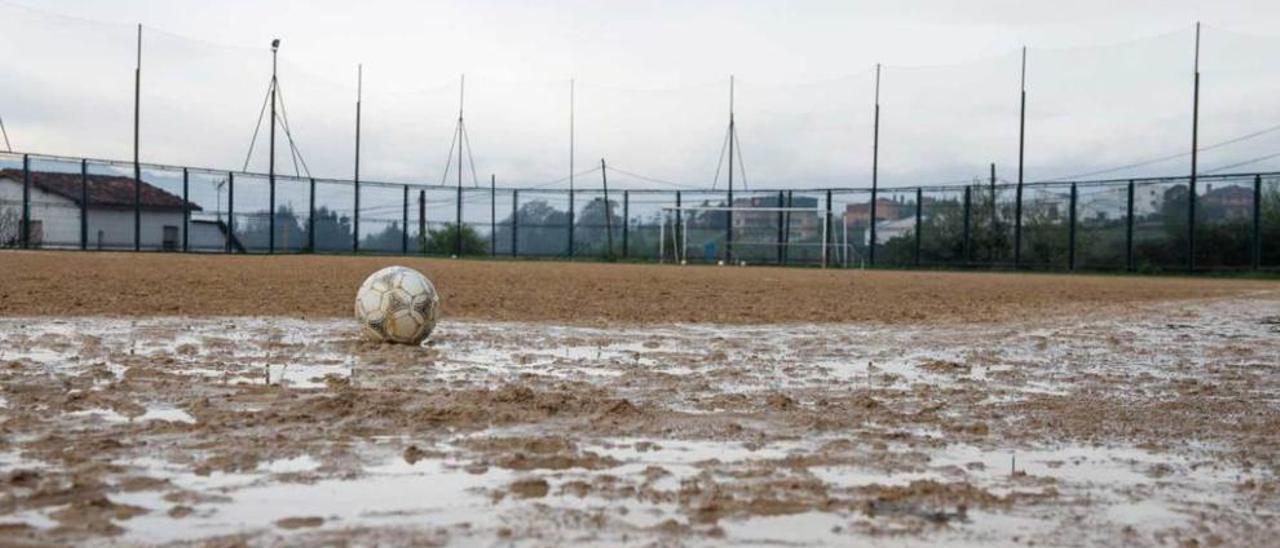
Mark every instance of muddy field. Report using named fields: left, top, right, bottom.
left=0, top=251, right=1278, bottom=546
left=0, top=251, right=1271, bottom=323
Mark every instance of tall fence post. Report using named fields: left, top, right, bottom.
left=826, top=189, right=834, bottom=268
left=784, top=190, right=793, bottom=266
left=455, top=185, right=463, bottom=256
left=1068, top=183, right=1077, bottom=271
left=20, top=154, right=29, bottom=249
left=511, top=189, right=519, bottom=257
left=1014, top=182, right=1024, bottom=269
left=1126, top=179, right=1135, bottom=272
left=182, top=167, right=189, bottom=253
left=962, top=186, right=971, bottom=265
left=308, top=178, right=316, bottom=253
left=490, top=175, right=496, bottom=256
left=725, top=187, right=733, bottom=263
left=80, top=159, right=89, bottom=251
left=401, top=185, right=409, bottom=255
left=776, top=191, right=785, bottom=265
left=674, top=191, right=682, bottom=261
left=417, top=190, right=425, bottom=255
left=1253, top=174, right=1262, bottom=271
left=622, top=191, right=630, bottom=259
left=133, top=166, right=141, bottom=252
left=868, top=186, right=877, bottom=267
left=226, top=172, right=235, bottom=254
left=567, top=188, right=575, bottom=257
left=1187, top=177, right=1197, bottom=273
left=353, top=177, right=360, bottom=254
left=914, top=187, right=923, bottom=267
left=268, top=175, right=276, bottom=254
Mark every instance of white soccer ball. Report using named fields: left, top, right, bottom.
left=354, top=266, right=440, bottom=345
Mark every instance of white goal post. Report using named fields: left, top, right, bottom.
left=658, top=205, right=863, bottom=267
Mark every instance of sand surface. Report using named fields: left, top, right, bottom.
left=0, top=251, right=1270, bottom=323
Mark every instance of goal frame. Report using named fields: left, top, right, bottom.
left=659, top=205, right=857, bottom=267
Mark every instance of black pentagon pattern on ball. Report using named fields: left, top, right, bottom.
left=412, top=293, right=434, bottom=317
left=385, top=287, right=411, bottom=313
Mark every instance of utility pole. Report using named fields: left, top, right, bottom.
left=269, top=39, right=279, bottom=254
left=869, top=64, right=881, bottom=266
left=354, top=64, right=363, bottom=254
left=1188, top=22, right=1201, bottom=273
left=133, top=24, right=142, bottom=252
left=726, top=75, right=735, bottom=263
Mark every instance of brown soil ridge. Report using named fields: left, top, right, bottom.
left=0, top=251, right=1272, bottom=324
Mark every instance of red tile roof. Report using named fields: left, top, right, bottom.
left=0, top=169, right=200, bottom=212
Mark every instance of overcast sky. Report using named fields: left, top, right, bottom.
left=2, top=0, right=1279, bottom=189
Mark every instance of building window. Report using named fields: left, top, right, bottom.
left=163, top=225, right=179, bottom=251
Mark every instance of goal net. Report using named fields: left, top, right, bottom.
left=658, top=205, right=861, bottom=267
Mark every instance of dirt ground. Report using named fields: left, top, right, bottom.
left=0, top=251, right=1277, bottom=546
left=0, top=251, right=1271, bottom=323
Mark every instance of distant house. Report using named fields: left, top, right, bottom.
left=730, top=195, right=821, bottom=239
left=0, top=169, right=228, bottom=250
left=843, top=198, right=909, bottom=227
left=867, top=216, right=916, bottom=246
left=1200, top=183, right=1253, bottom=219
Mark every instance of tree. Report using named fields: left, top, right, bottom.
left=312, top=206, right=354, bottom=252
left=573, top=197, right=623, bottom=257
left=423, top=223, right=487, bottom=255
left=492, top=199, right=570, bottom=256
left=361, top=221, right=406, bottom=252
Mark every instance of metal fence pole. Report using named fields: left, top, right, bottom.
left=962, top=186, right=971, bottom=265
left=268, top=173, right=276, bottom=254
left=567, top=188, right=575, bottom=257
left=1068, top=183, right=1077, bottom=271
left=914, top=187, right=923, bottom=266
left=1252, top=174, right=1262, bottom=271
left=511, top=189, right=519, bottom=257
left=455, top=185, right=463, bottom=256
left=418, top=190, right=426, bottom=255
left=725, top=187, right=733, bottom=263
left=308, top=177, right=316, bottom=253
left=80, top=159, right=88, bottom=251
left=402, top=184, right=409, bottom=255
left=1126, top=180, right=1135, bottom=272
left=776, top=191, right=785, bottom=265
left=1014, top=182, right=1024, bottom=269
left=353, top=181, right=360, bottom=255
left=784, top=190, right=793, bottom=266
left=1187, top=177, right=1197, bottom=273
left=826, top=189, right=834, bottom=268
left=182, top=167, right=189, bottom=253
left=20, top=154, right=29, bottom=249
left=226, top=172, right=235, bottom=254
left=490, top=175, right=496, bottom=256
left=868, top=186, right=877, bottom=267
left=674, top=191, right=682, bottom=260
left=133, top=165, right=141, bottom=252
left=622, top=191, right=630, bottom=259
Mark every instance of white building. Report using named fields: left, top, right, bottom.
left=0, top=168, right=228, bottom=250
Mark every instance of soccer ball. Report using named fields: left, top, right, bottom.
left=354, top=266, right=440, bottom=345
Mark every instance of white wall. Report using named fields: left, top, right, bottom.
left=0, top=176, right=82, bottom=246
left=0, top=176, right=187, bottom=249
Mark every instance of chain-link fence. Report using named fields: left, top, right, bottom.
left=1, top=150, right=1277, bottom=273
